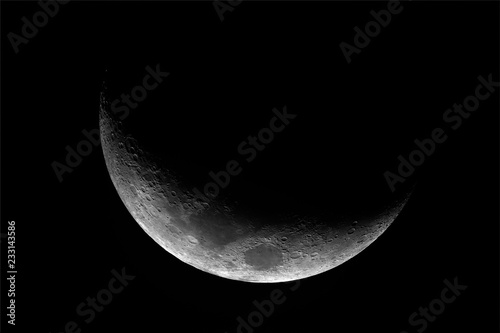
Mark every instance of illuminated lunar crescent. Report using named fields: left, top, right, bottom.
left=99, top=91, right=411, bottom=283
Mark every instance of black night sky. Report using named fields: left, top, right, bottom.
left=1, top=1, right=499, bottom=333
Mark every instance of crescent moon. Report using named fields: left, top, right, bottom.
left=99, top=91, right=412, bottom=283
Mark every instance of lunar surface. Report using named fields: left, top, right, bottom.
left=99, top=91, right=412, bottom=283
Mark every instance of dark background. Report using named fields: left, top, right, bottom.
left=1, top=1, right=499, bottom=333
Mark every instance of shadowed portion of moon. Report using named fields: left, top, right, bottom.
left=99, top=89, right=412, bottom=283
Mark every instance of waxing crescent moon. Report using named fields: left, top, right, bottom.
left=99, top=90, right=411, bottom=283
